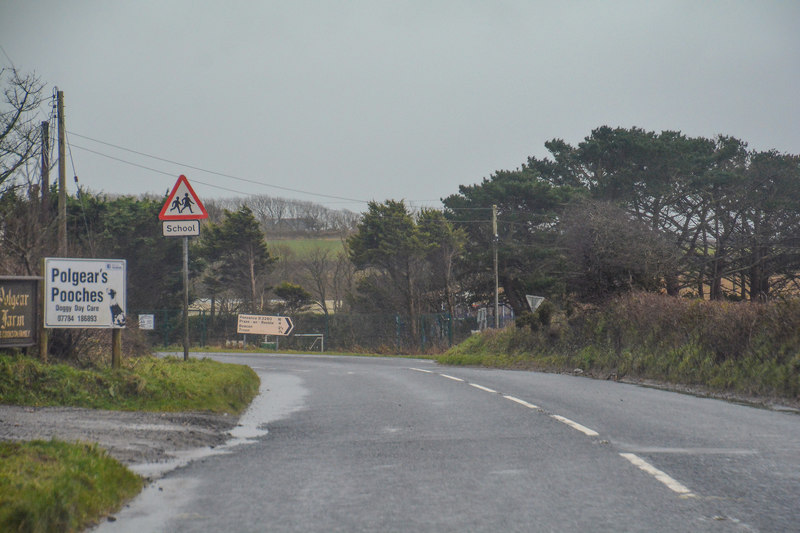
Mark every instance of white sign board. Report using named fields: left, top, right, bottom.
left=163, top=220, right=200, bottom=237
left=237, top=314, right=294, bottom=336
left=526, top=295, right=545, bottom=312
left=139, top=314, right=155, bottom=330
left=44, top=258, right=126, bottom=328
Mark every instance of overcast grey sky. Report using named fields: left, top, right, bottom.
left=2, top=1, right=798, bottom=212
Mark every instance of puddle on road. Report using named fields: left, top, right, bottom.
left=128, top=371, right=307, bottom=478
left=94, top=371, right=307, bottom=532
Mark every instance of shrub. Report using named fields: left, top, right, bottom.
left=440, top=292, right=800, bottom=400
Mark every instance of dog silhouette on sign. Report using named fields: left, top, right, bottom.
left=107, top=289, right=126, bottom=327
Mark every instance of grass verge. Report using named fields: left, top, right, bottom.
left=0, top=353, right=261, bottom=532
left=437, top=294, right=800, bottom=404
left=0, top=353, right=260, bottom=414
left=0, top=439, right=144, bottom=533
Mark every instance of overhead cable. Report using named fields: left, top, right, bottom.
left=68, top=131, right=369, bottom=204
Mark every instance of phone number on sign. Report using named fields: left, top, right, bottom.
left=55, top=315, right=99, bottom=323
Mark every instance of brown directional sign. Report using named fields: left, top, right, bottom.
left=237, top=314, right=294, bottom=336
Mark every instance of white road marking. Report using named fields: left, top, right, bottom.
left=503, top=395, right=540, bottom=410
left=619, top=453, right=695, bottom=497
left=550, top=414, right=600, bottom=437
left=621, top=446, right=757, bottom=456
left=411, top=367, right=700, bottom=501
left=411, top=368, right=601, bottom=442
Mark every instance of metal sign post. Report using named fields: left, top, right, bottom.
left=160, top=175, right=208, bottom=361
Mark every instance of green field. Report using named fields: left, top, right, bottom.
left=269, top=238, right=345, bottom=258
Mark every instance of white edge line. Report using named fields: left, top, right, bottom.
left=470, top=383, right=497, bottom=394
left=550, top=414, right=600, bottom=437
left=619, top=453, right=695, bottom=497
left=440, top=373, right=465, bottom=382
left=409, top=367, right=433, bottom=373
left=503, top=395, right=539, bottom=409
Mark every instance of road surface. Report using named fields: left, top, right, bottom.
left=95, top=353, right=800, bottom=532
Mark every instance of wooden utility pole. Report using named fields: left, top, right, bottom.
left=40, top=121, right=50, bottom=223
left=57, top=90, right=67, bottom=256
left=112, top=329, right=122, bottom=369
left=38, top=258, right=47, bottom=362
left=39, top=123, right=50, bottom=362
left=492, top=204, right=499, bottom=328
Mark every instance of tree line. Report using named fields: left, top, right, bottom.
left=442, top=126, right=800, bottom=312
left=3, top=66, right=800, bottom=353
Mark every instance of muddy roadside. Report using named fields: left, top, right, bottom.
left=0, top=405, right=239, bottom=469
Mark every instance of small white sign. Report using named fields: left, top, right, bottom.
left=526, top=295, right=545, bottom=311
left=139, top=314, right=155, bottom=330
left=44, top=258, right=126, bottom=328
left=163, top=220, right=200, bottom=237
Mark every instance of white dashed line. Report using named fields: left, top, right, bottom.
left=550, top=414, right=600, bottom=437
left=619, top=453, right=695, bottom=497
left=409, top=367, right=697, bottom=499
left=503, top=395, right=540, bottom=410
left=469, top=383, right=497, bottom=394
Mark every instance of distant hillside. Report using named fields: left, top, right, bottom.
left=205, top=194, right=360, bottom=238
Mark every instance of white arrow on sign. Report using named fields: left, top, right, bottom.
left=237, top=314, right=294, bottom=336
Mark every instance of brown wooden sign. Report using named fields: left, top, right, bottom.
left=0, top=277, right=39, bottom=347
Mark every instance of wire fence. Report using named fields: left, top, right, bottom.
left=130, top=309, right=513, bottom=353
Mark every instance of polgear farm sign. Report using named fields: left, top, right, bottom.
left=0, top=277, right=38, bottom=347
left=44, top=258, right=127, bottom=328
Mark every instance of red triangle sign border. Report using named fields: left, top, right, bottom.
left=159, top=175, right=209, bottom=220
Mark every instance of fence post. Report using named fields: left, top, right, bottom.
left=448, top=313, right=453, bottom=346
left=324, top=313, right=330, bottom=352
left=419, top=315, right=427, bottom=352
left=200, top=310, right=206, bottom=347
left=162, top=309, right=169, bottom=347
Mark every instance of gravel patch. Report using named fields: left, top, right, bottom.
left=0, top=405, right=239, bottom=467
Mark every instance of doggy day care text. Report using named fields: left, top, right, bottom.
left=44, top=258, right=127, bottom=328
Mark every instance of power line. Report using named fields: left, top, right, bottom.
left=0, top=44, right=15, bottom=69
left=68, top=131, right=370, bottom=204
left=69, top=143, right=253, bottom=196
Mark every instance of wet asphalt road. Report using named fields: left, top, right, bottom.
left=96, top=353, right=800, bottom=532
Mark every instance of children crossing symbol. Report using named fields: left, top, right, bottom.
left=159, top=175, right=209, bottom=221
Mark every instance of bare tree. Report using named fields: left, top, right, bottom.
left=0, top=172, right=55, bottom=275
left=331, top=249, right=355, bottom=313
left=300, top=248, right=333, bottom=315
left=0, top=67, right=45, bottom=194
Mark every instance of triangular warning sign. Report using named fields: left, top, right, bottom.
left=159, top=175, right=208, bottom=220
